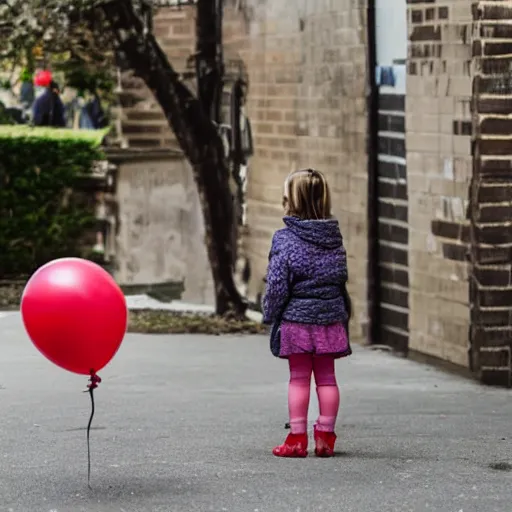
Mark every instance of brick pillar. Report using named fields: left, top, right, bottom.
left=406, top=0, right=473, bottom=367
left=470, top=1, right=512, bottom=387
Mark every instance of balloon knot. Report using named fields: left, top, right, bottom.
left=87, top=371, right=102, bottom=391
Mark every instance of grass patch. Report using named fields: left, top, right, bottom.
left=128, top=309, right=267, bottom=335
left=0, top=284, right=266, bottom=336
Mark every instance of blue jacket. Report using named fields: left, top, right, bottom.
left=262, top=216, right=349, bottom=326
left=33, top=89, right=66, bottom=128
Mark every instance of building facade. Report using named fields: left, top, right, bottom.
left=116, top=0, right=511, bottom=386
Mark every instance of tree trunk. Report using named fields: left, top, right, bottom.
left=195, top=0, right=224, bottom=124
left=100, top=0, right=246, bottom=318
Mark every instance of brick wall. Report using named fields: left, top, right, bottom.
left=406, top=0, right=473, bottom=367
left=114, top=2, right=369, bottom=339
left=117, top=6, right=195, bottom=149
left=117, top=5, right=250, bottom=148
left=111, top=1, right=512, bottom=383
left=470, top=1, right=512, bottom=387
left=240, top=0, right=369, bottom=340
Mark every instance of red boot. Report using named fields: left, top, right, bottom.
left=314, top=427, right=336, bottom=457
left=273, top=433, right=308, bottom=458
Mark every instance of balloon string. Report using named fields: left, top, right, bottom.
left=85, top=371, right=101, bottom=489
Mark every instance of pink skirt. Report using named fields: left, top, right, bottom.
left=279, top=321, right=351, bottom=359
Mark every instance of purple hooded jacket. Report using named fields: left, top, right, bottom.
left=262, top=216, right=348, bottom=326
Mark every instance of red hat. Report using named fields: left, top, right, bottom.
left=34, top=70, right=53, bottom=87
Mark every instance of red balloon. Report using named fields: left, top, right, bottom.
left=21, top=258, right=127, bottom=375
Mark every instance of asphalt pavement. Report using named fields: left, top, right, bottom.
left=0, top=312, right=510, bottom=512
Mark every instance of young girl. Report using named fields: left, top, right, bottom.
left=263, top=168, right=351, bottom=458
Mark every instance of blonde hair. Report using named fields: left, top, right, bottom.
left=283, top=169, right=332, bottom=220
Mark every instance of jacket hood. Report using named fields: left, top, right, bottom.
left=283, top=216, right=343, bottom=249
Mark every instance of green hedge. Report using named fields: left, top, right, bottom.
left=0, top=126, right=108, bottom=277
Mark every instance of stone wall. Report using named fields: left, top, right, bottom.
left=112, top=149, right=213, bottom=305
left=406, top=0, right=473, bottom=367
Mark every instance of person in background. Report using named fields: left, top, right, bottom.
left=32, top=70, right=66, bottom=128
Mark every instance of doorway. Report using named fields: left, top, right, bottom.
left=369, top=0, right=409, bottom=353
